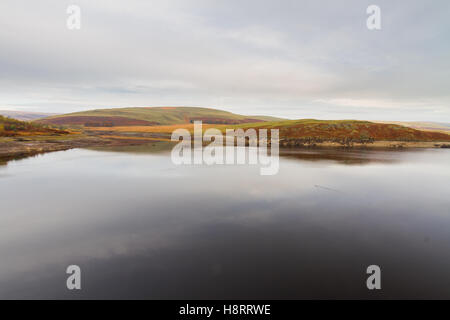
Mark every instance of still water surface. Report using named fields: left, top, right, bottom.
left=0, top=145, right=449, bottom=299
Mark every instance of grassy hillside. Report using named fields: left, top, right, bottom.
left=84, top=118, right=450, bottom=144
left=37, top=107, right=282, bottom=127
left=34, top=107, right=450, bottom=143
left=0, top=115, right=68, bottom=137
left=227, top=119, right=450, bottom=143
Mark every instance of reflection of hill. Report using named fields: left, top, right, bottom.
left=279, top=148, right=404, bottom=165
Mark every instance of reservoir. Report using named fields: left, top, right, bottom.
left=1, top=145, right=450, bottom=299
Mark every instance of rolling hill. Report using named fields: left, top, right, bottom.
left=0, top=115, right=68, bottom=137
left=35, top=107, right=450, bottom=144
left=37, top=107, right=282, bottom=127
left=84, top=118, right=450, bottom=144
left=228, top=119, right=450, bottom=143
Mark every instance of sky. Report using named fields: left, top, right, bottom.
left=0, top=0, right=449, bottom=121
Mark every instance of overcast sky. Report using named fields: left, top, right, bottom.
left=0, top=0, right=449, bottom=121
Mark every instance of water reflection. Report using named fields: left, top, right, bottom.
left=280, top=148, right=405, bottom=165
left=0, top=146, right=449, bottom=299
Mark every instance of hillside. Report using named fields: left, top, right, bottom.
left=0, top=115, right=68, bottom=137
left=37, top=107, right=282, bottom=127
left=32, top=106, right=450, bottom=145
left=83, top=117, right=450, bottom=146
left=229, top=119, right=450, bottom=143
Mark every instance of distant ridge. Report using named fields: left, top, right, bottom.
left=374, top=121, right=450, bottom=134
left=37, top=106, right=283, bottom=127
left=0, top=110, right=59, bottom=121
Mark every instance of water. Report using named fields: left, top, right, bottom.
left=0, top=145, right=450, bottom=299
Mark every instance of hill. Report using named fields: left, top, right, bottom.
left=229, top=119, right=450, bottom=144
left=0, top=115, right=68, bottom=137
left=33, top=106, right=450, bottom=145
left=37, top=107, right=282, bottom=127
left=83, top=117, right=450, bottom=145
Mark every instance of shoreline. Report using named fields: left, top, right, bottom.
left=1, top=134, right=450, bottom=164
left=0, top=134, right=158, bottom=164
left=280, top=140, right=450, bottom=149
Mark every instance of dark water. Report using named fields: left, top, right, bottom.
left=0, top=145, right=450, bottom=299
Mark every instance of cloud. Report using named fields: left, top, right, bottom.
left=0, top=0, right=449, bottom=121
